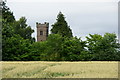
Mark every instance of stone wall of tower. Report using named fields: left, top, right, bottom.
left=36, top=22, right=49, bottom=42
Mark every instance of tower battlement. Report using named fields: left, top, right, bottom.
left=36, top=22, right=49, bottom=28
left=36, top=22, right=49, bottom=42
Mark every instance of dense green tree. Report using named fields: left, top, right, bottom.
left=44, top=34, right=64, bottom=61
left=2, top=1, right=16, bottom=60
left=3, top=34, right=31, bottom=61
left=2, top=22, right=14, bottom=54
left=2, top=1, right=15, bottom=40
left=2, top=2, right=15, bottom=23
left=25, top=41, right=47, bottom=61
left=13, top=17, right=35, bottom=42
left=61, top=37, right=86, bottom=61
left=26, top=34, right=64, bottom=61
left=28, top=34, right=87, bottom=61
left=86, top=33, right=120, bottom=60
left=2, top=2, right=34, bottom=61
left=51, top=12, right=73, bottom=38
left=2, top=2, right=35, bottom=42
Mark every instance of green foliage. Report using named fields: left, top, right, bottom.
left=51, top=12, right=73, bottom=38
left=2, top=2, right=35, bottom=61
left=61, top=37, right=86, bottom=61
left=26, top=41, right=47, bottom=61
left=2, top=23, right=15, bottom=60
left=2, top=2, right=120, bottom=61
left=13, top=17, right=35, bottom=42
left=3, top=34, right=31, bottom=61
left=44, top=34, right=64, bottom=61
left=86, top=33, right=120, bottom=61
left=29, top=34, right=64, bottom=61
left=26, top=33, right=120, bottom=61
left=27, top=34, right=87, bottom=61
left=2, top=2, right=15, bottom=23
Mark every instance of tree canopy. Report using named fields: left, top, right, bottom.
left=2, top=2, right=120, bottom=61
left=2, top=2, right=35, bottom=60
left=51, top=12, right=73, bottom=38
left=2, top=2, right=15, bottom=23
left=13, top=17, right=35, bottom=42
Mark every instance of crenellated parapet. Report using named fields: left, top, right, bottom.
left=36, top=22, right=49, bottom=28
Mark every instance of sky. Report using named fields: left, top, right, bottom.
left=6, top=0, right=119, bottom=40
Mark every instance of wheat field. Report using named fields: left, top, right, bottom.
left=2, top=61, right=118, bottom=78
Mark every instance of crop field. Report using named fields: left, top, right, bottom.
left=2, top=61, right=119, bottom=78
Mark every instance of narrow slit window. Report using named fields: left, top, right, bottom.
left=40, top=31, right=43, bottom=35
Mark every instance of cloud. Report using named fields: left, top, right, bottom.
left=6, top=0, right=118, bottom=40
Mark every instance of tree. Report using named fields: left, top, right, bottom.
left=28, top=34, right=64, bottom=61
left=61, top=37, right=87, bottom=61
left=51, top=12, right=73, bottom=38
left=26, top=41, right=47, bottom=61
left=2, top=2, right=15, bottom=23
left=44, top=34, right=64, bottom=61
left=2, top=2, right=35, bottom=61
left=2, top=1, right=15, bottom=40
left=86, top=33, right=120, bottom=60
left=2, top=1, right=16, bottom=60
left=13, top=17, right=35, bottom=42
left=3, top=34, right=31, bottom=61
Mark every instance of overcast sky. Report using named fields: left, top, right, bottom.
left=6, top=0, right=119, bottom=40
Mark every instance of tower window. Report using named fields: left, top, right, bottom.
left=40, top=31, right=43, bottom=35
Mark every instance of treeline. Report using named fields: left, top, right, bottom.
left=2, top=2, right=120, bottom=61
left=22, top=33, right=120, bottom=61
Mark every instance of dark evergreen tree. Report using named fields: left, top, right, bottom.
left=2, top=1, right=16, bottom=60
left=2, top=2, right=15, bottom=23
left=51, top=12, right=73, bottom=38
left=2, top=2, right=34, bottom=60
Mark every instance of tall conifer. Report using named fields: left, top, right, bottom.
left=51, top=12, right=73, bottom=38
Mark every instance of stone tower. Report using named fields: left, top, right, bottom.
left=36, top=22, right=49, bottom=42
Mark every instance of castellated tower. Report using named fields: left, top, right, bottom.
left=36, top=22, right=49, bottom=42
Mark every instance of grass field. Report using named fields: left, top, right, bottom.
left=2, top=61, right=118, bottom=78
